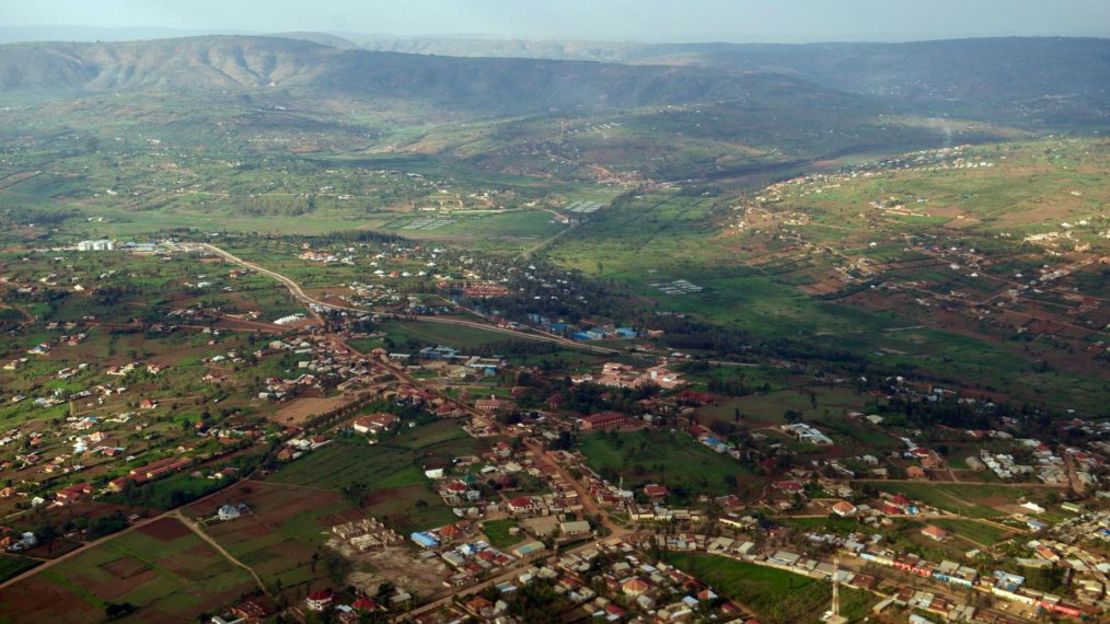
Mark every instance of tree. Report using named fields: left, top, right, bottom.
left=104, top=602, right=136, bottom=620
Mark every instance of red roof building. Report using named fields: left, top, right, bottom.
left=579, top=411, right=627, bottom=431
left=306, top=589, right=334, bottom=612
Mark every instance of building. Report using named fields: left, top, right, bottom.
left=906, top=466, right=928, bottom=480
left=579, top=412, right=627, bottom=431
left=621, top=577, right=650, bottom=598
left=921, top=525, right=947, bottom=541
left=560, top=520, right=591, bottom=536
left=127, top=456, right=192, bottom=484
left=218, top=504, right=248, bottom=521
left=77, top=239, right=114, bottom=251
left=352, top=412, right=399, bottom=434
left=306, top=589, right=334, bottom=611
left=55, top=482, right=93, bottom=504
left=475, top=397, right=513, bottom=414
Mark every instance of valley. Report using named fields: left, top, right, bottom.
left=0, top=25, right=1106, bottom=624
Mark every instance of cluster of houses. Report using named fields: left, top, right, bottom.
left=969, top=439, right=1090, bottom=487
left=430, top=440, right=585, bottom=524
left=255, top=337, right=376, bottom=400
left=412, top=345, right=504, bottom=376
left=442, top=538, right=743, bottom=624
left=576, top=362, right=685, bottom=391
left=410, top=528, right=528, bottom=587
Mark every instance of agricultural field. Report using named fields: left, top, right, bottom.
left=0, top=556, right=39, bottom=584
left=0, top=517, right=257, bottom=624
left=267, top=420, right=485, bottom=533
left=182, top=480, right=358, bottom=596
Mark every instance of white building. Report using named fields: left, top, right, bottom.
left=77, top=240, right=114, bottom=251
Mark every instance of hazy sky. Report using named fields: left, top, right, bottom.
left=2, top=0, right=1109, bottom=42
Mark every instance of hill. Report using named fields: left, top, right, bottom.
left=360, top=36, right=1110, bottom=126
left=0, top=35, right=857, bottom=116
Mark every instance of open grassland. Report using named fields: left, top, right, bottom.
left=0, top=518, right=256, bottom=624
left=868, top=481, right=1063, bottom=519
left=663, top=553, right=876, bottom=624
left=481, top=519, right=524, bottom=549
left=578, top=430, right=751, bottom=499
left=378, top=319, right=529, bottom=351
left=931, top=519, right=1020, bottom=546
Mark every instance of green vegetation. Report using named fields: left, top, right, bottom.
left=482, top=519, right=524, bottom=549
left=578, top=429, right=749, bottom=500
left=931, top=519, right=1018, bottom=546
left=664, top=553, right=875, bottom=624
left=0, top=555, right=39, bottom=583
left=868, top=481, right=1061, bottom=519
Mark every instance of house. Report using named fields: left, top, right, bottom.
left=130, top=456, right=191, bottom=483
left=475, top=397, right=513, bottom=413
left=55, top=482, right=93, bottom=504
left=773, top=481, right=804, bottom=494
left=411, top=531, right=439, bottom=548
left=906, top=466, right=928, bottom=480
left=831, top=501, right=857, bottom=517
left=352, top=412, right=399, bottom=435
left=1021, top=501, right=1046, bottom=514
left=508, top=496, right=535, bottom=516
left=218, top=503, right=248, bottom=521
left=351, top=597, right=383, bottom=613
left=306, top=589, right=334, bottom=611
left=643, top=484, right=669, bottom=500
left=464, top=595, right=495, bottom=618
left=621, top=577, right=650, bottom=597
left=230, top=595, right=277, bottom=621
left=579, top=412, right=627, bottom=431
left=921, top=525, right=947, bottom=541
left=560, top=520, right=591, bottom=536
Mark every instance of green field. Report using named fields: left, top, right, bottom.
left=868, top=481, right=1061, bottom=519
left=930, top=519, right=1019, bottom=546
left=578, top=430, right=750, bottom=500
left=481, top=519, right=524, bottom=549
left=379, top=320, right=530, bottom=351
left=0, top=555, right=39, bottom=583
left=663, top=553, right=876, bottom=624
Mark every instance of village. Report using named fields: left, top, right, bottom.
left=0, top=234, right=1106, bottom=624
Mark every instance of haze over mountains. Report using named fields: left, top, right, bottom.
left=0, top=33, right=1107, bottom=127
